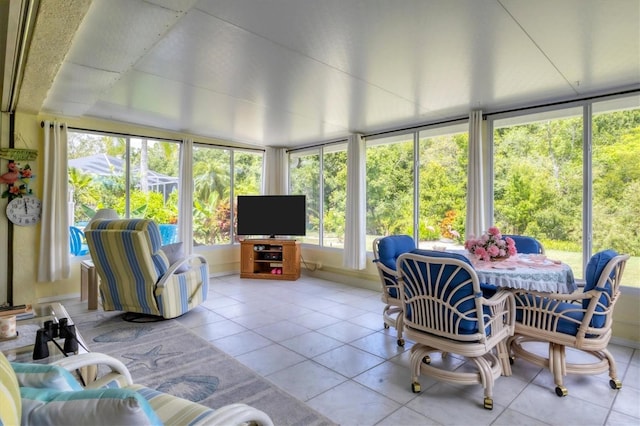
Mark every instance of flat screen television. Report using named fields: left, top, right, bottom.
left=236, top=195, right=306, bottom=238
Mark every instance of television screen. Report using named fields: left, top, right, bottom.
left=237, top=195, right=306, bottom=238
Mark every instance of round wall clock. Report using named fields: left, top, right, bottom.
left=6, top=195, right=42, bottom=226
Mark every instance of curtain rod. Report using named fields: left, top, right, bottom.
left=364, top=116, right=467, bottom=139
left=483, top=87, right=640, bottom=118
left=287, top=138, right=349, bottom=153
left=40, top=121, right=265, bottom=151
left=41, top=121, right=180, bottom=143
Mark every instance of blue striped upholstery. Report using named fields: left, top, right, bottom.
left=85, top=219, right=208, bottom=319
left=0, top=351, right=21, bottom=425
left=127, top=384, right=220, bottom=425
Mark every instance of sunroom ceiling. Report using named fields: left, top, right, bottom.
left=14, top=0, right=640, bottom=148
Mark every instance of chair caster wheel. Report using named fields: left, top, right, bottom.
left=422, top=356, right=431, bottom=364
left=609, top=378, right=622, bottom=390
left=411, top=382, right=421, bottom=393
left=384, top=323, right=389, bottom=329
left=555, top=386, right=568, bottom=397
left=483, top=397, right=493, bottom=410
left=397, top=338, right=405, bottom=346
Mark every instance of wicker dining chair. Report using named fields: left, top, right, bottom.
left=502, top=234, right=545, bottom=254
left=372, top=235, right=416, bottom=346
left=509, top=249, right=629, bottom=396
left=396, top=250, right=515, bottom=409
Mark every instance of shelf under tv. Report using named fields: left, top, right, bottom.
left=240, top=239, right=301, bottom=281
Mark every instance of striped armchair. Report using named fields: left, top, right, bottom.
left=85, top=219, right=209, bottom=319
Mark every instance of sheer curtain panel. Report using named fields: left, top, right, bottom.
left=264, top=147, right=287, bottom=195
left=178, top=138, right=194, bottom=255
left=466, top=110, right=487, bottom=239
left=343, top=134, right=366, bottom=269
left=38, top=121, right=70, bottom=281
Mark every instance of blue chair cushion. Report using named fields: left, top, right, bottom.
left=582, top=249, right=618, bottom=327
left=376, top=235, right=416, bottom=298
left=377, top=235, right=416, bottom=270
left=502, top=235, right=543, bottom=254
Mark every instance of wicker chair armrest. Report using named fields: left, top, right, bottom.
left=51, top=352, right=133, bottom=387
left=513, top=288, right=590, bottom=304
left=482, top=289, right=516, bottom=332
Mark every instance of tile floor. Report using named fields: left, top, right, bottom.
left=68, top=274, right=640, bottom=425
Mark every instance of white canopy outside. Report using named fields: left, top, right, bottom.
left=68, top=154, right=179, bottom=196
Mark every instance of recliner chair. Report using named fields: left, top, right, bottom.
left=85, top=218, right=209, bottom=319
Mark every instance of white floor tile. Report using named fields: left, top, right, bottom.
left=307, top=380, right=401, bottom=425
left=266, top=360, right=347, bottom=401
left=280, top=331, right=344, bottom=358
left=316, top=321, right=377, bottom=343
left=210, top=330, right=273, bottom=356
left=313, top=345, right=385, bottom=378
left=235, top=343, right=306, bottom=376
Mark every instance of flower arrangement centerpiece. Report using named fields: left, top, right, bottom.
left=464, top=226, right=517, bottom=262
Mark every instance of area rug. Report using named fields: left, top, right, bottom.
left=73, top=310, right=335, bottom=426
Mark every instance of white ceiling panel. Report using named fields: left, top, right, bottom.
left=14, top=0, right=640, bottom=147
left=502, top=0, right=640, bottom=91
left=42, top=62, right=121, bottom=114
left=65, top=0, right=184, bottom=73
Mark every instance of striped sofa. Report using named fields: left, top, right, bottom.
left=0, top=351, right=274, bottom=426
left=85, top=219, right=209, bottom=319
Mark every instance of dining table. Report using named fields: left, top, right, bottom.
left=470, top=253, right=578, bottom=294
left=448, top=250, right=578, bottom=377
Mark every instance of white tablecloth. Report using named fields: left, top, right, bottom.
left=471, top=254, right=577, bottom=294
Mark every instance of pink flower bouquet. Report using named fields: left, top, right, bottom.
left=464, top=226, right=517, bottom=261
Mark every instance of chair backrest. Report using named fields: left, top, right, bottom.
left=502, top=234, right=544, bottom=254
left=582, top=249, right=628, bottom=328
left=397, top=250, right=486, bottom=338
left=373, top=235, right=416, bottom=299
left=85, top=219, right=170, bottom=315
left=373, top=235, right=416, bottom=271
left=69, top=226, right=86, bottom=256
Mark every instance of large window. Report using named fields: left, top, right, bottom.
left=289, top=143, right=347, bottom=247
left=366, top=134, right=414, bottom=247
left=289, top=149, right=320, bottom=244
left=493, top=107, right=584, bottom=276
left=417, top=125, right=468, bottom=247
left=491, top=94, right=639, bottom=287
left=192, top=145, right=263, bottom=245
left=366, top=124, right=468, bottom=250
left=591, top=96, right=640, bottom=288
left=68, top=131, right=180, bottom=245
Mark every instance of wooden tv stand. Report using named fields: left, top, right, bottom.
left=240, top=239, right=301, bottom=281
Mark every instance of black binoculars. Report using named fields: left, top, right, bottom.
left=33, top=318, right=79, bottom=360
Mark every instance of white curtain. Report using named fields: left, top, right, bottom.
left=264, top=147, right=287, bottom=195
left=38, top=121, right=70, bottom=282
left=343, top=134, right=366, bottom=270
left=178, top=138, right=194, bottom=255
left=466, top=110, right=487, bottom=239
